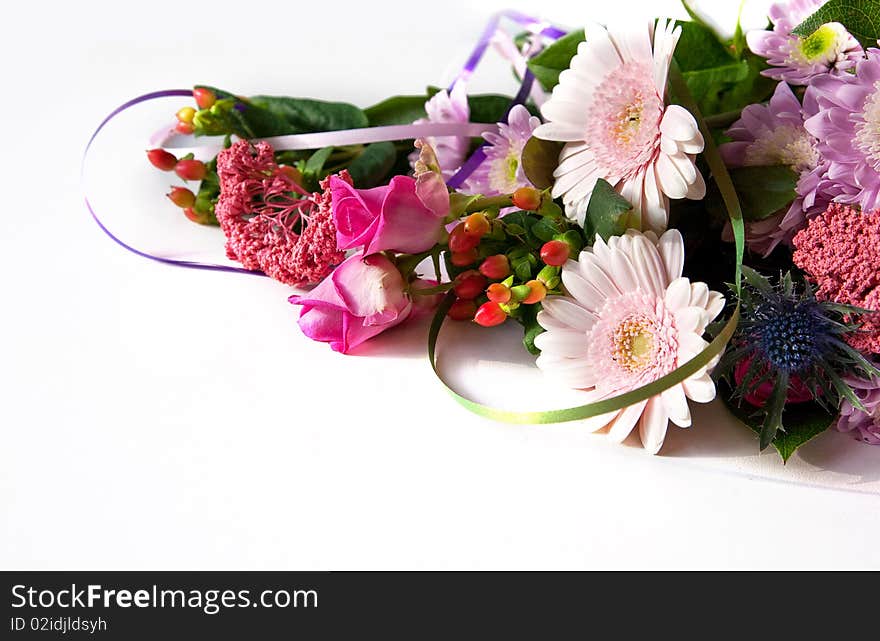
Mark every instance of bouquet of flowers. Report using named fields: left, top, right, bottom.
left=88, top=1, right=880, bottom=461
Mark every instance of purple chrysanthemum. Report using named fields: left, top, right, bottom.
left=408, top=83, right=470, bottom=180
left=720, top=82, right=831, bottom=255
left=464, top=105, right=540, bottom=196
left=805, top=50, right=880, bottom=212
left=746, top=0, right=863, bottom=85
left=837, top=369, right=880, bottom=445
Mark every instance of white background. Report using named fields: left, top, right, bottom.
left=4, top=0, right=880, bottom=570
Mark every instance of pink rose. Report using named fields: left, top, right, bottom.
left=330, top=174, right=446, bottom=255
left=288, top=253, right=412, bottom=354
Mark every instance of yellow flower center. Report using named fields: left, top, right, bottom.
left=612, top=316, right=656, bottom=372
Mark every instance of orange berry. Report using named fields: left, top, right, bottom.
left=522, top=280, right=547, bottom=304
left=193, top=87, right=216, bottom=110
left=175, top=121, right=195, bottom=135
left=512, top=186, right=542, bottom=211
left=486, top=283, right=511, bottom=304
left=463, top=212, right=490, bottom=238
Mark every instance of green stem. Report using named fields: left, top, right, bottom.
left=464, top=194, right=513, bottom=214
left=412, top=283, right=455, bottom=296
left=705, top=109, right=743, bottom=130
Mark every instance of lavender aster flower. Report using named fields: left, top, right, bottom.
left=720, top=82, right=831, bottom=255
left=804, top=50, right=880, bottom=212
left=746, top=0, right=863, bottom=85
left=837, top=369, right=880, bottom=445
left=464, top=105, right=540, bottom=196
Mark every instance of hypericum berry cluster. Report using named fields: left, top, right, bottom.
left=144, top=89, right=222, bottom=225
left=444, top=187, right=582, bottom=328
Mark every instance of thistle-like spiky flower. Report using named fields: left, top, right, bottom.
left=719, top=267, right=880, bottom=450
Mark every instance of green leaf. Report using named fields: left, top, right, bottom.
left=526, top=29, right=585, bottom=92
left=467, top=94, right=515, bottom=124
left=792, top=0, right=880, bottom=49
left=722, top=389, right=834, bottom=462
left=304, top=146, right=334, bottom=176
left=584, top=179, right=634, bottom=241
left=346, top=142, right=397, bottom=188
left=363, top=95, right=430, bottom=126
left=520, top=303, right=545, bottom=356
left=521, top=136, right=563, bottom=190
left=729, top=165, right=799, bottom=222
left=192, top=158, right=220, bottom=226
left=247, top=95, right=369, bottom=136
left=670, top=22, right=776, bottom=116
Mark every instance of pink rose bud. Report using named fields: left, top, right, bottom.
left=330, top=175, right=446, bottom=255
left=288, top=253, right=412, bottom=354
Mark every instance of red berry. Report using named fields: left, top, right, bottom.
left=146, top=148, right=177, bottom=171
left=193, top=87, right=216, bottom=110
left=175, top=120, right=195, bottom=135
left=175, top=159, right=207, bottom=181
left=463, top=212, right=490, bottom=238
left=486, top=283, right=511, bottom=304
left=176, top=106, right=196, bottom=124
left=540, top=240, right=571, bottom=267
left=522, top=280, right=547, bottom=305
left=167, top=186, right=196, bottom=208
left=474, top=302, right=507, bottom=327
left=450, top=249, right=478, bottom=267
left=448, top=299, right=477, bottom=321
left=448, top=223, right=481, bottom=253
left=512, top=186, right=542, bottom=211
left=453, top=271, right=487, bottom=300
left=479, top=254, right=510, bottom=280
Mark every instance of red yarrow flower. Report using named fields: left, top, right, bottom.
left=792, top=203, right=880, bottom=354
left=215, top=140, right=346, bottom=285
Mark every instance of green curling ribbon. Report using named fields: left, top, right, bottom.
left=426, top=61, right=746, bottom=425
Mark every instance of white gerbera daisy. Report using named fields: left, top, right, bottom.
left=534, top=229, right=725, bottom=454
left=534, top=20, right=706, bottom=233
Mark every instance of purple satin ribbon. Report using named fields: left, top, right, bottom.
left=84, top=12, right=565, bottom=275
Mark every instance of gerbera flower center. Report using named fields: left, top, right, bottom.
left=855, top=81, right=880, bottom=169
left=612, top=315, right=657, bottom=372
left=745, top=124, right=820, bottom=173
left=585, top=62, right=663, bottom=179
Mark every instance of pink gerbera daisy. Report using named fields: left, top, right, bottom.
left=720, top=81, right=832, bottom=255
left=464, top=105, right=540, bottom=196
left=746, top=0, right=863, bottom=85
left=534, top=229, right=725, bottom=454
left=804, top=50, right=880, bottom=212
left=534, top=20, right=706, bottom=233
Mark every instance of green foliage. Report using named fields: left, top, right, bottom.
left=583, top=179, right=634, bottom=241
left=192, top=86, right=369, bottom=139
left=364, top=95, right=432, bottom=126
left=719, top=166, right=800, bottom=222
left=192, top=158, right=219, bottom=225
left=521, top=136, right=564, bottom=190
left=519, top=302, right=545, bottom=356
left=722, top=385, right=834, bottom=463
left=673, top=22, right=775, bottom=116
left=346, top=142, right=397, bottom=188
left=792, top=0, right=880, bottom=49
left=526, top=29, right=585, bottom=91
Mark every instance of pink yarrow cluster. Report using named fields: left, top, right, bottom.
left=792, top=203, right=880, bottom=354
left=215, top=141, right=346, bottom=285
